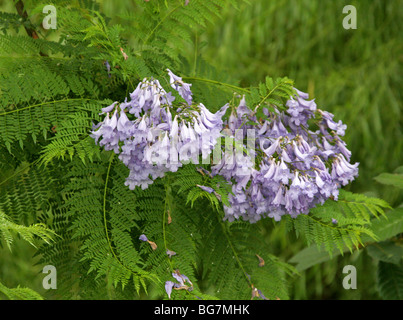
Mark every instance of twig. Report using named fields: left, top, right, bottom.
left=14, top=0, right=47, bottom=56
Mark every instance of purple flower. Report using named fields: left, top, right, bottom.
left=90, top=110, right=120, bottom=154
left=91, top=74, right=358, bottom=224
left=196, top=185, right=214, bottom=193
left=260, top=137, right=280, bottom=157
left=104, top=60, right=111, bottom=78
left=101, top=101, right=117, bottom=114
left=139, top=234, right=148, bottom=242
left=331, top=155, right=359, bottom=186
left=161, top=91, right=175, bottom=106
left=335, top=137, right=352, bottom=161
left=285, top=89, right=316, bottom=127
left=172, top=271, right=193, bottom=287
left=165, top=281, right=176, bottom=299
left=166, top=249, right=176, bottom=258
left=116, top=110, right=134, bottom=139
left=257, top=289, right=269, bottom=300
left=164, top=271, right=193, bottom=299
left=171, top=272, right=184, bottom=286
left=217, top=87, right=358, bottom=223
left=167, top=69, right=193, bottom=105
left=318, top=110, right=347, bottom=136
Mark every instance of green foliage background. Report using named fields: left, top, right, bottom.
left=0, top=0, right=402, bottom=300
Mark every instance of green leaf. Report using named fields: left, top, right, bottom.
left=0, top=281, right=43, bottom=300
left=0, top=208, right=56, bottom=250
left=374, top=173, right=403, bottom=189
left=258, top=82, right=267, bottom=96
left=363, top=208, right=403, bottom=243
left=393, top=166, right=403, bottom=174
left=287, top=190, right=389, bottom=256
left=377, top=261, right=403, bottom=300
left=367, top=241, right=403, bottom=265
left=288, top=245, right=345, bottom=272
left=265, top=76, right=274, bottom=91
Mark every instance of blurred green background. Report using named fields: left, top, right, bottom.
left=0, top=0, right=402, bottom=300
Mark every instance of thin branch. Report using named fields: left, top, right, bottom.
left=14, top=0, right=48, bottom=56
left=182, top=76, right=250, bottom=94
left=0, top=98, right=94, bottom=117
left=15, top=0, right=40, bottom=39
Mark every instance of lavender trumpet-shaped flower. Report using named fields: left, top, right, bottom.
left=165, top=281, right=179, bottom=300
left=104, top=60, right=111, bottom=78
left=196, top=185, right=214, bottom=193
left=91, top=72, right=358, bottom=224
left=91, top=70, right=227, bottom=192
left=166, top=249, right=177, bottom=258
left=164, top=270, right=193, bottom=299
left=215, top=89, right=358, bottom=223
left=139, top=234, right=158, bottom=250
left=167, top=69, right=193, bottom=105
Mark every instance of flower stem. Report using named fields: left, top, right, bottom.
left=182, top=76, right=250, bottom=94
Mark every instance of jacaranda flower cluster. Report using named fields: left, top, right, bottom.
left=214, top=90, right=359, bottom=223
left=91, top=70, right=227, bottom=190
left=91, top=70, right=359, bottom=223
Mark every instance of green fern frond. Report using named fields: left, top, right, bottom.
left=171, top=164, right=232, bottom=209
left=195, top=205, right=295, bottom=300
left=245, top=76, right=295, bottom=112
left=0, top=208, right=56, bottom=250
left=285, top=190, right=391, bottom=255
left=0, top=32, right=107, bottom=150
left=38, top=102, right=110, bottom=165
left=0, top=164, right=56, bottom=224
left=0, top=280, right=43, bottom=300
left=61, top=155, right=160, bottom=296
